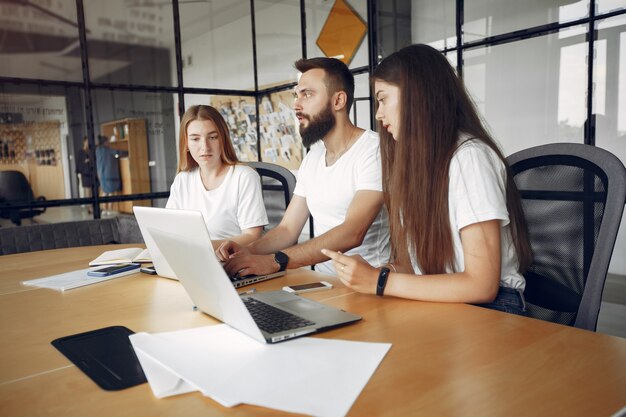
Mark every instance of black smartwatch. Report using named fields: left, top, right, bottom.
left=274, top=251, right=289, bottom=272
left=376, top=267, right=390, bottom=296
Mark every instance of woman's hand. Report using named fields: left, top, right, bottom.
left=321, top=249, right=379, bottom=294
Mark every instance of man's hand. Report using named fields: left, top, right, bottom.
left=223, top=253, right=279, bottom=277
left=215, top=240, right=246, bottom=262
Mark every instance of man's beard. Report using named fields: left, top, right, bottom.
left=298, top=104, right=336, bottom=147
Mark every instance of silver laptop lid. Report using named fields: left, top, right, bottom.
left=149, top=222, right=361, bottom=344
left=135, top=206, right=198, bottom=279
left=133, top=206, right=285, bottom=286
left=148, top=225, right=266, bottom=343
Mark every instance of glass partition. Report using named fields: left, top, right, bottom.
left=463, top=25, right=587, bottom=156
left=353, top=73, right=372, bottom=129
left=0, top=85, right=93, bottom=224
left=464, top=0, right=588, bottom=43
left=1, top=0, right=624, bottom=236
left=179, top=0, right=255, bottom=90
left=595, top=15, right=626, bottom=166
left=410, top=0, right=456, bottom=50
left=255, top=0, right=302, bottom=88
left=376, top=0, right=413, bottom=60
left=91, top=89, right=178, bottom=212
left=598, top=0, right=626, bottom=15
left=0, top=0, right=82, bottom=82
left=83, top=0, right=176, bottom=87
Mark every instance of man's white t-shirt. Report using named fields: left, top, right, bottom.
left=409, top=138, right=525, bottom=290
left=294, top=130, right=391, bottom=274
left=166, top=164, right=268, bottom=240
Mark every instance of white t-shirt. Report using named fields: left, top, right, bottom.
left=294, top=130, right=391, bottom=274
left=166, top=164, right=268, bottom=240
left=409, top=138, right=525, bottom=290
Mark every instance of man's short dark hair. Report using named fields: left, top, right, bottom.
left=294, top=57, right=355, bottom=112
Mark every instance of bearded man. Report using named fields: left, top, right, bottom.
left=217, top=57, right=390, bottom=276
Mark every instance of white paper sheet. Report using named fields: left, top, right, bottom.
left=22, top=267, right=138, bottom=291
left=130, top=325, right=391, bottom=417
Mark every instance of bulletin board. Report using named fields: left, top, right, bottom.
left=209, top=96, right=259, bottom=162
left=258, top=90, right=303, bottom=170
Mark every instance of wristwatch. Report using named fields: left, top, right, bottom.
left=274, top=251, right=289, bottom=272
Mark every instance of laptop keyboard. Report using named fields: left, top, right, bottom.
left=243, top=298, right=314, bottom=334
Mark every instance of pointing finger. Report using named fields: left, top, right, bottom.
left=321, top=248, right=349, bottom=263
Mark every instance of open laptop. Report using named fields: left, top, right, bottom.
left=148, top=224, right=362, bottom=344
left=133, top=206, right=285, bottom=287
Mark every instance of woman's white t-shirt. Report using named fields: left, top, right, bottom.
left=166, top=164, right=268, bottom=240
left=409, top=138, right=525, bottom=290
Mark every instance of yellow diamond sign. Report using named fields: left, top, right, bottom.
left=316, top=0, right=367, bottom=65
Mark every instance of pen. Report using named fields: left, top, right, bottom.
left=239, top=288, right=257, bottom=296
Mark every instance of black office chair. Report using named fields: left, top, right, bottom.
left=246, top=161, right=317, bottom=270
left=507, top=143, right=626, bottom=331
left=246, top=161, right=296, bottom=230
left=0, top=170, right=47, bottom=226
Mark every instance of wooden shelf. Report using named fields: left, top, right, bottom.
left=100, top=118, right=151, bottom=213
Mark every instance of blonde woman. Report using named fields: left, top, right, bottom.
left=167, top=105, right=267, bottom=249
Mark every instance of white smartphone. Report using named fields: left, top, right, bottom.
left=282, top=281, right=333, bottom=294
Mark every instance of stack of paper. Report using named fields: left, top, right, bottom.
left=130, top=325, right=391, bottom=417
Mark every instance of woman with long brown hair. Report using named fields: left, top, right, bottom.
left=322, top=44, right=532, bottom=315
left=166, top=105, right=267, bottom=249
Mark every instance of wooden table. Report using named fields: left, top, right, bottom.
left=1, top=245, right=625, bottom=417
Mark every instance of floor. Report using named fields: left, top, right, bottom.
left=2, top=206, right=625, bottom=338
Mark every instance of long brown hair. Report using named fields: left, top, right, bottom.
left=373, top=44, right=531, bottom=274
left=177, top=105, right=239, bottom=172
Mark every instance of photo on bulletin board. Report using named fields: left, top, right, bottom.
left=258, top=91, right=303, bottom=170
left=209, top=96, right=259, bottom=162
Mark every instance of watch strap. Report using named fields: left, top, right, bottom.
left=376, top=267, right=390, bottom=296
left=274, top=251, right=289, bottom=272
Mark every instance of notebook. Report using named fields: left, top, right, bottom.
left=133, top=206, right=284, bottom=286
left=148, top=224, right=362, bottom=344
left=89, top=247, right=151, bottom=266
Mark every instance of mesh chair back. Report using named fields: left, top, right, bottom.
left=507, top=143, right=626, bottom=330
left=246, top=162, right=296, bottom=230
